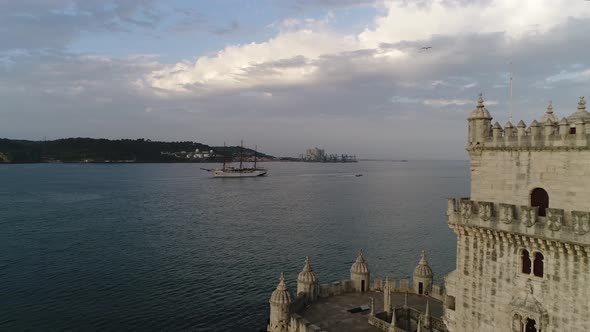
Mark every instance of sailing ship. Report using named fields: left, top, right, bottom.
left=201, top=141, right=267, bottom=178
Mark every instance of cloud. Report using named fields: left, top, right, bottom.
left=285, top=0, right=383, bottom=10
left=462, top=82, right=478, bottom=89
left=239, top=91, right=273, bottom=98
left=210, top=21, right=240, bottom=35
left=423, top=98, right=473, bottom=107
left=145, top=29, right=358, bottom=92
left=146, top=0, right=590, bottom=95
left=545, top=68, right=590, bottom=83
left=167, top=8, right=207, bottom=32
left=3, top=0, right=590, bottom=159
left=391, top=96, right=422, bottom=104
left=358, top=0, right=590, bottom=48
left=0, top=0, right=161, bottom=51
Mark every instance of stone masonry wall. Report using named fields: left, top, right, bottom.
left=470, top=150, right=590, bottom=213
left=445, top=225, right=590, bottom=332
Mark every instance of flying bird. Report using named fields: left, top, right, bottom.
left=421, top=46, right=432, bottom=50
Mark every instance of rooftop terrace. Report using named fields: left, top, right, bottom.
left=299, top=291, right=443, bottom=332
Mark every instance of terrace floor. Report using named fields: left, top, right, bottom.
left=299, top=291, right=443, bottom=332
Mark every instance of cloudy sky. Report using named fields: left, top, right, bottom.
left=2, top=0, right=590, bottom=159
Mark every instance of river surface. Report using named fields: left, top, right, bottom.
left=0, top=161, right=469, bottom=331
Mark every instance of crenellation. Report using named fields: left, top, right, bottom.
left=373, top=278, right=383, bottom=291
left=475, top=97, right=590, bottom=154
left=399, top=279, right=410, bottom=292
left=481, top=127, right=590, bottom=150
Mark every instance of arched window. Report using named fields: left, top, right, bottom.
left=531, top=188, right=549, bottom=217
left=533, top=252, right=544, bottom=277
left=525, top=318, right=537, bottom=332
left=521, top=249, right=532, bottom=274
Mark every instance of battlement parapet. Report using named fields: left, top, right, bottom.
left=430, top=285, right=444, bottom=302
left=476, top=118, right=590, bottom=151
left=371, top=278, right=414, bottom=293
left=289, top=314, right=325, bottom=332
left=368, top=314, right=402, bottom=331
left=447, top=198, right=590, bottom=247
left=317, top=279, right=354, bottom=298
left=378, top=277, right=444, bottom=301
left=368, top=307, right=447, bottom=332
left=467, top=96, right=590, bottom=151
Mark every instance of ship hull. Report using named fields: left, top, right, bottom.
left=211, top=169, right=267, bottom=177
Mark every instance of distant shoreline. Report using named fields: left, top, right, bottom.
left=0, top=137, right=273, bottom=164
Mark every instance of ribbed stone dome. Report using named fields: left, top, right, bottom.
left=469, top=94, right=491, bottom=119
left=566, top=97, right=590, bottom=123
left=270, top=272, right=292, bottom=304
left=297, top=256, right=317, bottom=284
left=350, top=250, right=369, bottom=274
left=414, top=250, right=433, bottom=278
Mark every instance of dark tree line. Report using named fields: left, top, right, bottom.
left=0, top=138, right=272, bottom=163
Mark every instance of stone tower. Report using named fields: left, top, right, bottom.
left=268, top=272, right=291, bottom=332
left=444, top=96, right=590, bottom=332
left=296, top=256, right=318, bottom=302
left=413, top=250, right=433, bottom=296
left=350, top=250, right=370, bottom=292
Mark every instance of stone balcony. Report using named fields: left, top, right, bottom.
left=447, top=198, right=590, bottom=246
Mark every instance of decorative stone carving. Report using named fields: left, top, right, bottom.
left=572, top=211, right=590, bottom=235
left=478, top=201, right=493, bottom=221
left=500, top=204, right=515, bottom=224
left=512, top=313, right=522, bottom=332
left=461, top=200, right=473, bottom=221
left=520, top=206, right=538, bottom=227
left=546, top=208, right=564, bottom=231
left=509, top=279, right=549, bottom=331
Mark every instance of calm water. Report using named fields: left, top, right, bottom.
left=0, top=161, right=468, bottom=331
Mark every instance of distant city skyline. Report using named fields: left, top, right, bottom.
left=2, top=0, right=590, bottom=159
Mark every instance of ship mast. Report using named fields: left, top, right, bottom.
left=222, top=142, right=226, bottom=171
left=239, top=140, right=243, bottom=169
left=254, top=145, right=257, bottom=169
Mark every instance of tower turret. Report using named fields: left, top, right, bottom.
left=566, top=96, right=590, bottom=123
left=413, top=250, right=433, bottom=295
left=268, top=272, right=291, bottom=332
left=566, top=96, right=590, bottom=133
left=296, top=256, right=318, bottom=302
left=540, top=101, right=558, bottom=123
left=468, top=94, right=493, bottom=147
left=350, top=250, right=370, bottom=292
